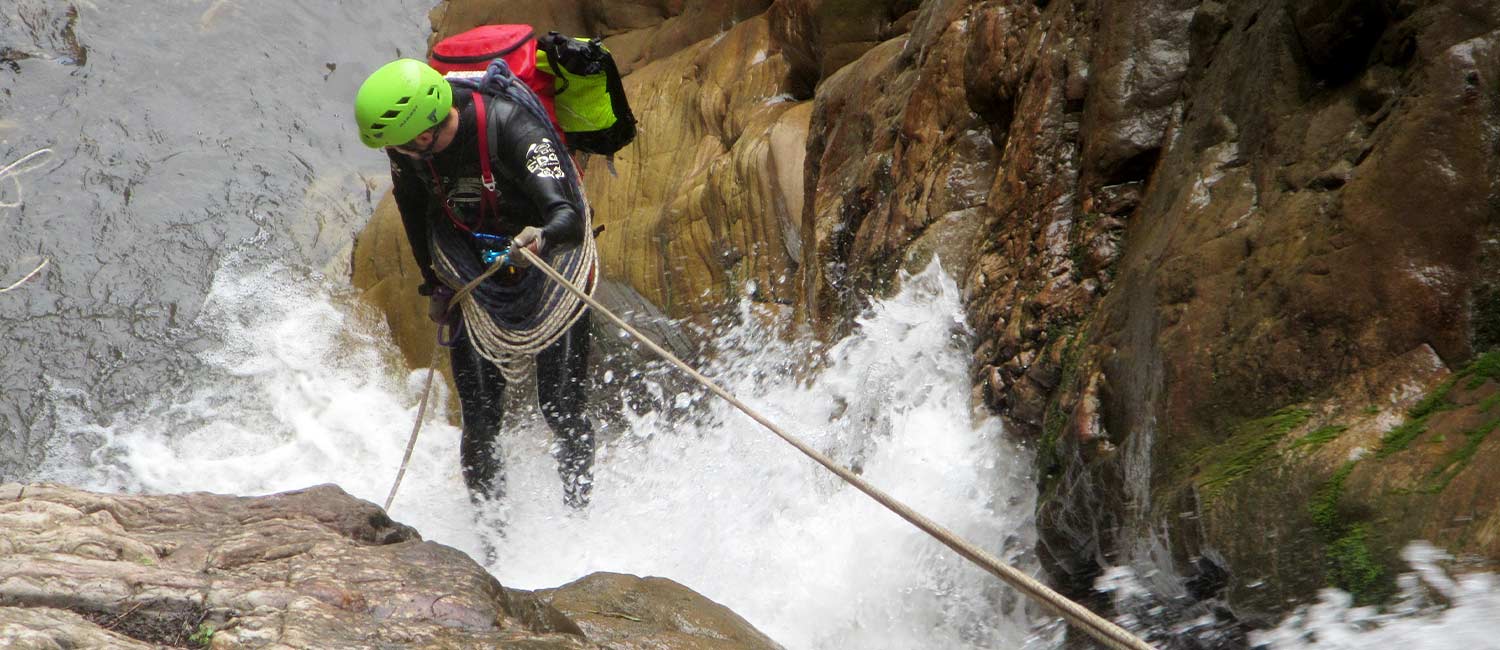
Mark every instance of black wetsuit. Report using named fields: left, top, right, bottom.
left=388, top=88, right=594, bottom=508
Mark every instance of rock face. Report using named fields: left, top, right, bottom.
left=352, top=0, right=1500, bottom=633
left=0, top=483, right=781, bottom=650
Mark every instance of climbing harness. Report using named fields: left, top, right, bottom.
left=0, top=149, right=55, bottom=294
left=507, top=247, right=1160, bottom=650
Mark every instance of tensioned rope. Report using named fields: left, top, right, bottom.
left=505, top=246, right=1158, bottom=650
left=0, top=149, right=54, bottom=295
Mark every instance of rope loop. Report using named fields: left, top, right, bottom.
left=1, top=148, right=55, bottom=294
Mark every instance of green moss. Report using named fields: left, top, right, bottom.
left=1407, top=378, right=1458, bottom=420
left=1460, top=350, right=1500, bottom=390
left=1309, top=461, right=1356, bottom=533
left=1196, top=407, right=1314, bottom=502
left=189, top=624, right=215, bottom=647
left=1418, top=417, right=1500, bottom=494
left=1363, top=404, right=1381, bottom=416
left=1306, top=462, right=1391, bottom=603
left=1038, top=326, right=1087, bottom=478
left=1325, top=524, right=1386, bottom=603
left=1377, top=419, right=1429, bottom=457
left=1378, top=352, right=1500, bottom=458
left=1480, top=392, right=1500, bottom=414
left=1291, top=424, right=1349, bottom=452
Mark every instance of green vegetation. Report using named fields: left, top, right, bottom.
left=1325, top=524, right=1385, bottom=601
left=1038, top=324, right=1087, bottom=480
left=1291, top=424, right=1349, bottom=452
left=1377, top=417, right=1431, bottom=458
left=1376, top=381, right=1455, bottom=457
left=1461, top=349, right=1500, bottom=390
left=1196, top=407, right=1313, bottom=502
left=1416, top=416, right=1500, bottom=494
left=1480, top=392, right=1500, bottom=414
left=1306, top=461, right=1390, bottom=603
left=1308, top=461, right=1356, bottom=532
left=189, top=623, right=215, bottom=647
left=1378, top=350, right=1500, bottom=458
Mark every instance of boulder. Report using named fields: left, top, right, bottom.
left=0, top=483, right=781, bottom=649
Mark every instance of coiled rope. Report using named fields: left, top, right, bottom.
left=508, top=246, right=1159, bottom=650
left=430, top=229, right=597, bottom=382
left=1, top=149, right=54, bottom=294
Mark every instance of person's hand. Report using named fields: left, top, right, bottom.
left=509, top=226, right=544, bottom=268
left=426, top=284, right=455, bottom=324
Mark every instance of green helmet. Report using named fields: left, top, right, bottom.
left=354, top=59, right=453, bottom=148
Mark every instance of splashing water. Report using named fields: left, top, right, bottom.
left=44, top=257, right=1049, bottom=649
left=1251, top=543, right=1500, bottom=649
left=37, top=255, right=1499, bottom=650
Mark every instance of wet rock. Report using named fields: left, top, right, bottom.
left=1079, top=0, right=1195, bottom=187
left=0, top=483, right=781, bottom=650
left=768, top=0, right=919, bottom=97
left=541, top=573, right=784, bottom=649
left=1292, top=0, right=1391, bottom=82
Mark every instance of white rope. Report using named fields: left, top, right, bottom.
left=384, top=351, right=440, bottom=511
left=514, top=246, right=1159, bottom=650
left=1, top=149, right=55, bottom=294
left=1, top=148, right=54, bottom=209
left=0, top=258, right=49, bottom=294
left=432, top=216, right=598, bottom=381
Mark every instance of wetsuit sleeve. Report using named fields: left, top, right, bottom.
left=386, top=150, right=441, bottom=291
left=490, top=104, right=587, bottom=250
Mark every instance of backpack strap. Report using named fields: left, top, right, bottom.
left=471, top=91, right=502, bottom=224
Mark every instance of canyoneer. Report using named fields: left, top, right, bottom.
left=353, top=58, right=599, bottom=508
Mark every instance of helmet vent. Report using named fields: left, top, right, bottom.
left=395, top=95, right=411, bottom=105
left=381, top=109, right=402, bottom=119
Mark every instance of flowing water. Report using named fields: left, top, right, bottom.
left=4, top=1, right=1497, bottom=648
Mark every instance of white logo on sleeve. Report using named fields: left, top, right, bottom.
left=526, top=138, right=566, bottom=179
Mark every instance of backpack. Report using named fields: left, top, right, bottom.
left=430, top=25, right=637, bottom=157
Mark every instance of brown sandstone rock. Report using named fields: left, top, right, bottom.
left=0, top=483, right=780, bottom=650
left=540, top=573, right=784, bottom=650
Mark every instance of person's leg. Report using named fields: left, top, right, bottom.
left=449, top=324, right=508, bottom=501
left=536, top=312, right=595, bottom=508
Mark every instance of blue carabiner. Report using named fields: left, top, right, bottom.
left=474, top=232, right=512, bottom=268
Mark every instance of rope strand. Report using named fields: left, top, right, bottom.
left=1, top=149, right=56, bottom=294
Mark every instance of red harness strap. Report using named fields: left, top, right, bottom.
left=423, top=92, right=504, bottom=235
left=471, top=92, right=502, bottom=222
left=425, top=159, right=473, bottom=234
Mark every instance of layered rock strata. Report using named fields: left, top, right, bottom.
left=0, top=483, right=781, bottom=650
